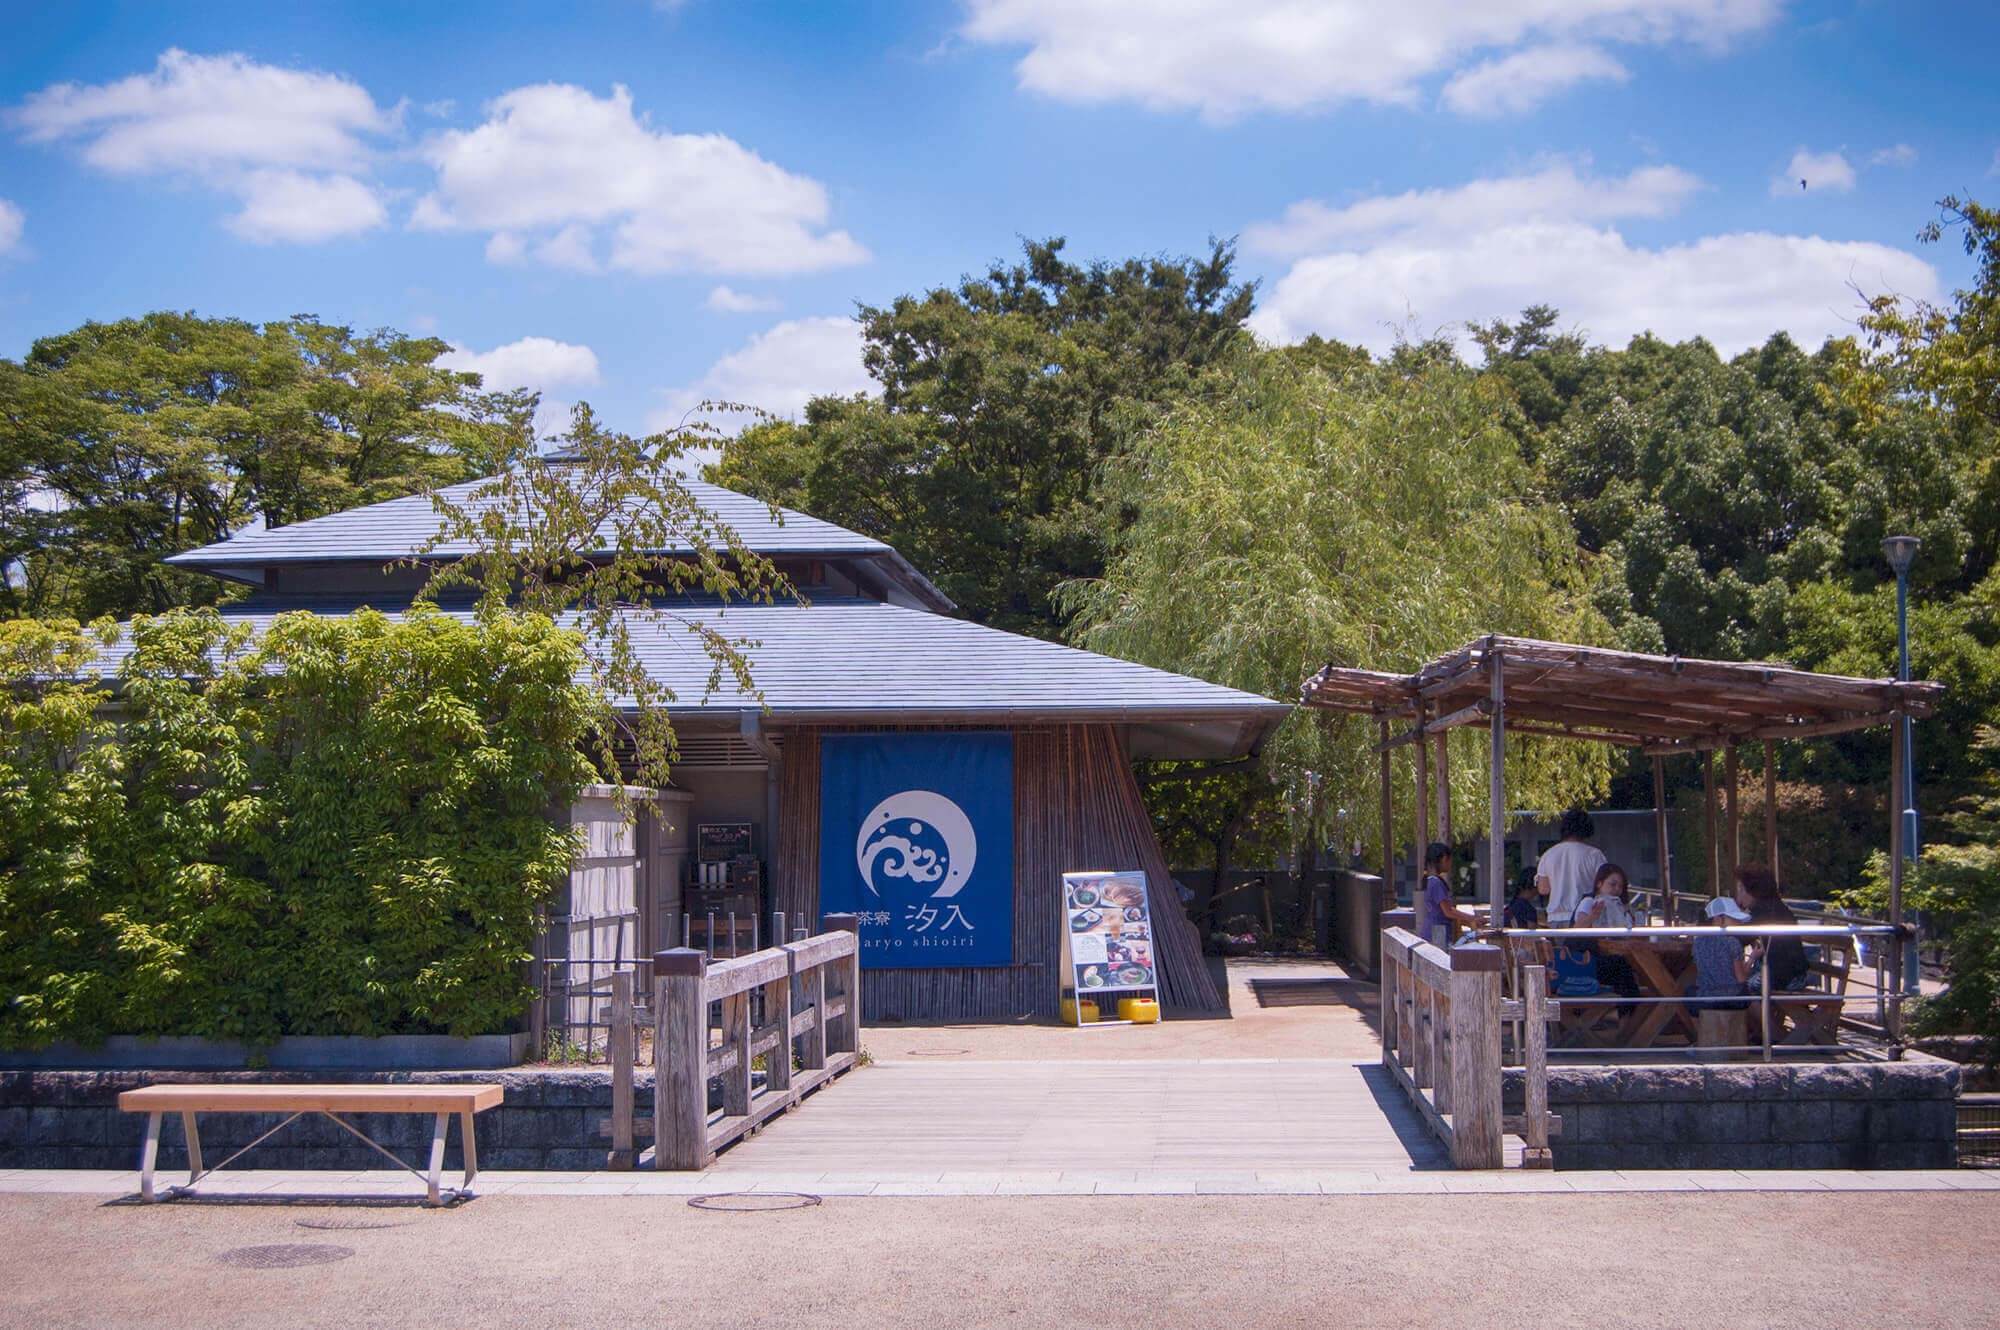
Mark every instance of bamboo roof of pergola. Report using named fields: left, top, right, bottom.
left=1300, top=635, right=1942, bottom=755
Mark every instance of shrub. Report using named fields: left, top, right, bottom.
left=0, top=606, right=597, bottom=1046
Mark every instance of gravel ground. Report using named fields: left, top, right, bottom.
left=3, top=1189, right=1994, bottom=1329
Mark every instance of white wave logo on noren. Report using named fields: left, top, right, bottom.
left=854, top=791, right=978, bottom=899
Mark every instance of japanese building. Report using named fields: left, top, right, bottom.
left=160, top=472, right=1290, bottom=1020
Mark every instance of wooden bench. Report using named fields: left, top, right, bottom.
left=117, top=1084, right=503, bottom=1205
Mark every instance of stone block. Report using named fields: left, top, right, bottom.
left=1699, top=1066, right=1771, bottom=1101
left=1688, top=1101, right=1751, bottom=1145
left=1786, top=1142, right=1855, bottom=1170
left=484, top=1147, right=549, bottom=1170
left=1561, top=1106, right=1603, bottom=1145
left=545, top=1147, right=609, bottom=1171
left=1879, top=1061, right=1957, bottom=1100
left=1771, top=1101, right=1832, bottom=1142
left=1638, top=1068, right=1707, bottom=1100
left=1702, top=1142, right=1774, bottom=1170
left=1612, top=1102, right=1666, bottom=1141
left=0, top=1107, right=30, bottom=1150
left=1868, top=1140, right=1954, bottom=1170
left=1825, top=1100, right=1869, bottom=1141
left=1790, top=1063, right=1873, bottom=1101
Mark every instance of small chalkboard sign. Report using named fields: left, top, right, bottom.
left=697, top=822, right=754, bottom=862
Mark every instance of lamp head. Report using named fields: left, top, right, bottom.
left=1881, top=535, right=1921, bottom=578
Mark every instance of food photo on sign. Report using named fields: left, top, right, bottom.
left=1061, top=870, right=1159, bottom=1015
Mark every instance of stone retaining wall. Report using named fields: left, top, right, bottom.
left=0, top=1069, right=638, bottom=1173
left=1503, top=1055, right=1961, bottom=1170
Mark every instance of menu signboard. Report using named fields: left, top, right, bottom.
left=1059, top=870, right=1159, bottom=1025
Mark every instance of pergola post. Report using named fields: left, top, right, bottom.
left=1651, top=755, right=1673, bottom=921
left=1378, top=714, right=1394, bottom=902
left=1433, top=730, right=1451, bottom=845
left=1763, top=739, right=1780, bottom=890
left=1413, top=701, right=1430, bottom=888
left=1724, top=743, right=1741, bottom=876
left=1487, top=643, right=1505, bottom=930
left=1703, top=752, right=1720, bottom=897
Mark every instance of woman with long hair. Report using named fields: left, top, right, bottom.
left=1735, top=866, right=1809, bottom=992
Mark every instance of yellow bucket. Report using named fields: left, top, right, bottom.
left=1119, top=998, right=1160, bottom=1024
left=1061, top=998, right=1100, bottom=1025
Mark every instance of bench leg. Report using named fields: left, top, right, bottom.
left=459, top=1110, right=478, bottom=1191
left=181, top=1111, right=203, bottom=1185
left=426, top=1112, right=447, bottom=1206
left=139, top=1112, right=162, bottom=1203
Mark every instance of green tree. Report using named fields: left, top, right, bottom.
left=0, top=312, right=536, bottom=620
left=415, top=403, right=796, bottom=795
left=708, top=237, right=1256, bottom=639
left=1061, top=343, right=1612, bottom=869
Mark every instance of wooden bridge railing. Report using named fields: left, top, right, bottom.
left=1380, top=924, right=1558, bottom=1169
left=603, top=913, right=863, bottom=1169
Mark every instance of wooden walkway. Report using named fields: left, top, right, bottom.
left=703, top=1057, right=1449, bottom=1176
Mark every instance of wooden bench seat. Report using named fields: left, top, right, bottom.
left=118, top=1083, right=503, bottom=1205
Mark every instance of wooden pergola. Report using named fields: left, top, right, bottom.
left=1300, top=635, right=1943, bottom=932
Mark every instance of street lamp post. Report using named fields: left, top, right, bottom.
left=1882, top=535, right=1921, bottom=996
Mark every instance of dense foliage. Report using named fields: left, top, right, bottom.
left=1062, top=343, right=1612, bottom=900
left=708, top=237, right=1254, bottom=639
left=0, top=608, right=595, bottom=1047
left=0, top=312, right=537, bottom=620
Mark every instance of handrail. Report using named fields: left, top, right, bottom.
left=601, top=912, right=863, bottom=1169
left=1378, top=924, right=1521, bottom=1168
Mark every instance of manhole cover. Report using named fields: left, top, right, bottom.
left=687, top=1192, right=822, bottom=1212
left=294, top=1216, right=415, bottom=1231
left=216, top=1244, right=355, bottom=1268
left=905, top=1048, right=970, bottom=1057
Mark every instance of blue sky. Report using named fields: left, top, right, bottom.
left=1, top=1, right=1996, bottom=439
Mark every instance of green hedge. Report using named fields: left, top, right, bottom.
left=0, top=607, right=598, bottom=1046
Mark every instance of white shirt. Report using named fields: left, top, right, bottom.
left=1573, top=894, right=1636, bottom=928
left=1537, top=839, right=1607, bottom=925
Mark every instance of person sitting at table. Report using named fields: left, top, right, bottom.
left=1419, top=842, right=1479, bottom=946
left=1573, top=862, right=1641, bottom=1003
left=1536, top=807, right=1606, bottom=927
left=1691, top=895, right=1751, bottom=1010
left=1505, top=867, right=1541, bottom=930
left=1736, top=866, right=1810, bottom=993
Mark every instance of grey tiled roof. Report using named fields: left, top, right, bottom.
left=166, top=477, right=896, bottom=565
left=86, top=596, right=1291, bottom=739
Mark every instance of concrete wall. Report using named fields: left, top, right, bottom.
left=0, top=1070, right=635, bottom=1173
left=1502, top=1056, right=1961, bottom=1170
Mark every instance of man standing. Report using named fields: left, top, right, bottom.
left=1535, top=808, right=1606, bottom=927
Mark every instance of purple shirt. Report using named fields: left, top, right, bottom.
left=1420, top=874, right=1453, bottom=944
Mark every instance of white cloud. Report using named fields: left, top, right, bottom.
left=1247, top=164, right=1940, bottom=358
left=1774, top=148, right=1856, bottom=196
left=1438, top=44, right=1629, bottom=117
left=224, top=169, right=386, bottom=243
left=438, top=336, right=602, bottom=394
left=1246, top=160, right=1701, bottom=257
left=646, top=316, right=871, bottom=437
left=0, top=198, right=22, bottom=255
left=960, top=0, right=1783, bottom=120
left=411, top=83, right=869, bottom=277
left=439, top=335, right=603, bottom=439
left=9, top=48, right=396, bottom=243
left=1869, top=143, right=1916, bottom=167
left=705, top=284, right=782, bottom=313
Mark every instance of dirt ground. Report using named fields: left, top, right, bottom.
left=3, top=1189, right=1994, bottom=1329
left=869, top=956, right=1385, bottom=1062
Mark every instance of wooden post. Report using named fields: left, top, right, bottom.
left=1521, top=963, right=1552, bottom=1168
left=1763, top=739, right=1780, bottom=890
left=1411, top=960, right=1434, bottom=1091
left=761, top=966, right=792, bottom=1097
left=1703, top=752, right=1719, bottom=898
left=1651, top=755, right=1673, bottom=922
left=608, top=970, right=634, bottom=1169
left=720, top=990, right=752, bottom=1118
left=1724, top=743, right=1741, bottom=875
left=1487, top=644, right=1506, bottom=930
left=653, top=947, right=711, bottom=1170
left=1434, top=730, right=1451, bottom=845
left=1414, top=701, right=1431, bottom=891
left=826, top=913, right=862, bottom=1055
left=1378, top=714, right=1395, bottom=904
left=1448, top=942, right=1504, bottom=1169
left=793, top=937, right=828, bottom=1071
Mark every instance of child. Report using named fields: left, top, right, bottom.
left=1505, top=867, right=1542, bottom=930
left=1419, top=842, right=1478, bottom=946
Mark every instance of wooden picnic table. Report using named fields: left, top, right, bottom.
left=1594, top=937, right=1698, bottom=1047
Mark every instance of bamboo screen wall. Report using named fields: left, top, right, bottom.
left=774, top=724, right=1224, bottom=1020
